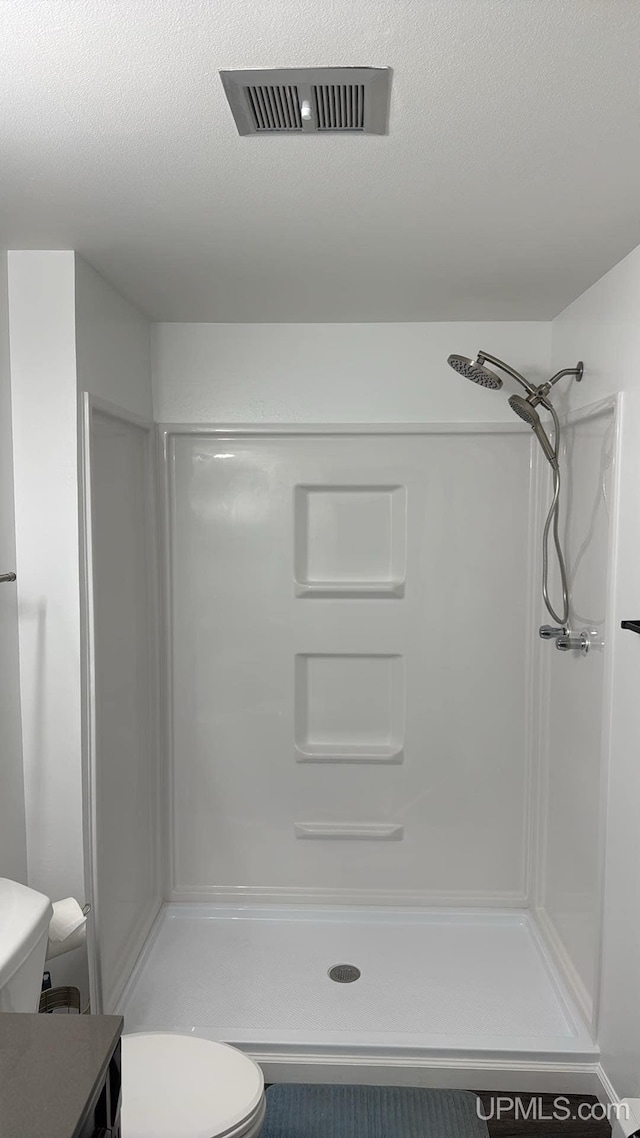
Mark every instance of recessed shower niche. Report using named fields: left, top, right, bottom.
left=294, top=653, right=405, bottom=764
left=294, top=484, right=407, bottom=597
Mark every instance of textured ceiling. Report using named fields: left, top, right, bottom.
left=1, top=1, right=640, bottom=322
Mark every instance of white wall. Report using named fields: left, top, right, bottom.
left=153, top=322, right=551, bottom=423
left=8, top=251, right=153, bottom=998
left=0, top=251, right=27, bottom=883
left=551, top=242, right=640, bottom=1100
left=8, top=251, right=84, bottom=906
left=75, top=257, right=152, bottom=418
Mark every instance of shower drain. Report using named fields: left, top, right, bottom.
left=328, top=964, right=361, bottom=984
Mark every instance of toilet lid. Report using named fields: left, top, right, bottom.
left=121, top=1033, right=264, bottom=1138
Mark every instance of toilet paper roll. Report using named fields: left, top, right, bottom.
left=46, top=897, right=87, bottom=960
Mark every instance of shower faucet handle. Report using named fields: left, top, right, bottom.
left=539, top=625, right=566, bottom=640
left=556, top=630, right=590, bottom=655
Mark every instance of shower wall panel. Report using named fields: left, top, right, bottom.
left=87, top=405, right=161, bottom=1009
left=535, top=400, right=617, bottom=1025
left=166, top=427, right=533, bottom=904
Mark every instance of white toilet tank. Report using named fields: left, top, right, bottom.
left=0, top=879, right=52, bottom=1011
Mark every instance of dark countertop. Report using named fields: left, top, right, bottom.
left=0, top=1012, right=123, bottom=1138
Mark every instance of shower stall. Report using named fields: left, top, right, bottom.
left=78, top=342, right=619, bottom=1091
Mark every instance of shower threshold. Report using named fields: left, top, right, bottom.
left=116, top=904, right=597, bottom=1085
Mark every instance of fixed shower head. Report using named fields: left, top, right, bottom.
left=509, top=394, right=558, bottom=469
left=447, top=354, right=503, bottom=390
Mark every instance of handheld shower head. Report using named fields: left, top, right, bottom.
left=447, top=354, right=503, bottom=390
left=509, top=394, right=558, bottom=469
left=508, top=393, right=541, bottom=427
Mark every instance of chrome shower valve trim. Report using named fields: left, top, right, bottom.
left=539, top=625, right=567, bottom=640
left=555, top=630, right=590, bottom=655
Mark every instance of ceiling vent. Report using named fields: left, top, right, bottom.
left=220, top=68, right=391, bottom=136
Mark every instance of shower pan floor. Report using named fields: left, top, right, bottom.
left=117, top=905, right=595, bottom=1068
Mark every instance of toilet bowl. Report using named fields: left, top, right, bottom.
left=121, top=1033, right=265, bottom=1138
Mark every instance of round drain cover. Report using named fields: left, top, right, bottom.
left=328, top=964, right=361, bottom=984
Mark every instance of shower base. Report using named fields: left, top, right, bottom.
left=116, top=905, right=597, bottom=1087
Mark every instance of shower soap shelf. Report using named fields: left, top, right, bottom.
left=295, top=580, right=405, bottom=599
left=295, top=742, right=403, bottom=764
left=294, top=822, right=404, bottom=841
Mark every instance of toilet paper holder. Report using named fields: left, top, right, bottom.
left=46, top=898, right=91, bottom=961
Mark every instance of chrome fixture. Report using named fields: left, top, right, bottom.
left=0, top=572, right=16, bottom=583
left=508, top=395, right=558, bottom=469
left=447, top=351, right=584, bottom=632
left=539, top=625, right=566, bottom=640
left=556, top=629, right=590, bottom=655
left=446, top=354, right=503, bottom=390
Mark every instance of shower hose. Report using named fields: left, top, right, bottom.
left=541, top=401, right=569, bottom=627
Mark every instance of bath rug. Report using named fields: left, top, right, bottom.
left=262, top=1084, right=489, bottom=1137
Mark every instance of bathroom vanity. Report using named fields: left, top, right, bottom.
left=0, top=1013, right=122, bottom=1137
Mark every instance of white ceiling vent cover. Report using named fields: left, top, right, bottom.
left=220, top=68, right=391, bottom=136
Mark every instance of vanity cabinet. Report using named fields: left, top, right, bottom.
left=0, top=1012, right=123, bottom=1138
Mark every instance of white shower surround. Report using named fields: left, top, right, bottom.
left=80, top=395, right=162, bottom=1013
left=79, top=399, right=618, bottom=1090
left=533, top=399, right=619, bottom=1031
left=162, top=422, right=536, bottom=907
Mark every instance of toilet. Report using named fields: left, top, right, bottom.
left=0, top=879, right=266, bottom=1138
left=0, top=878, right=52, bottom=1011
left=121, top=1033, right=266, bottom=1138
